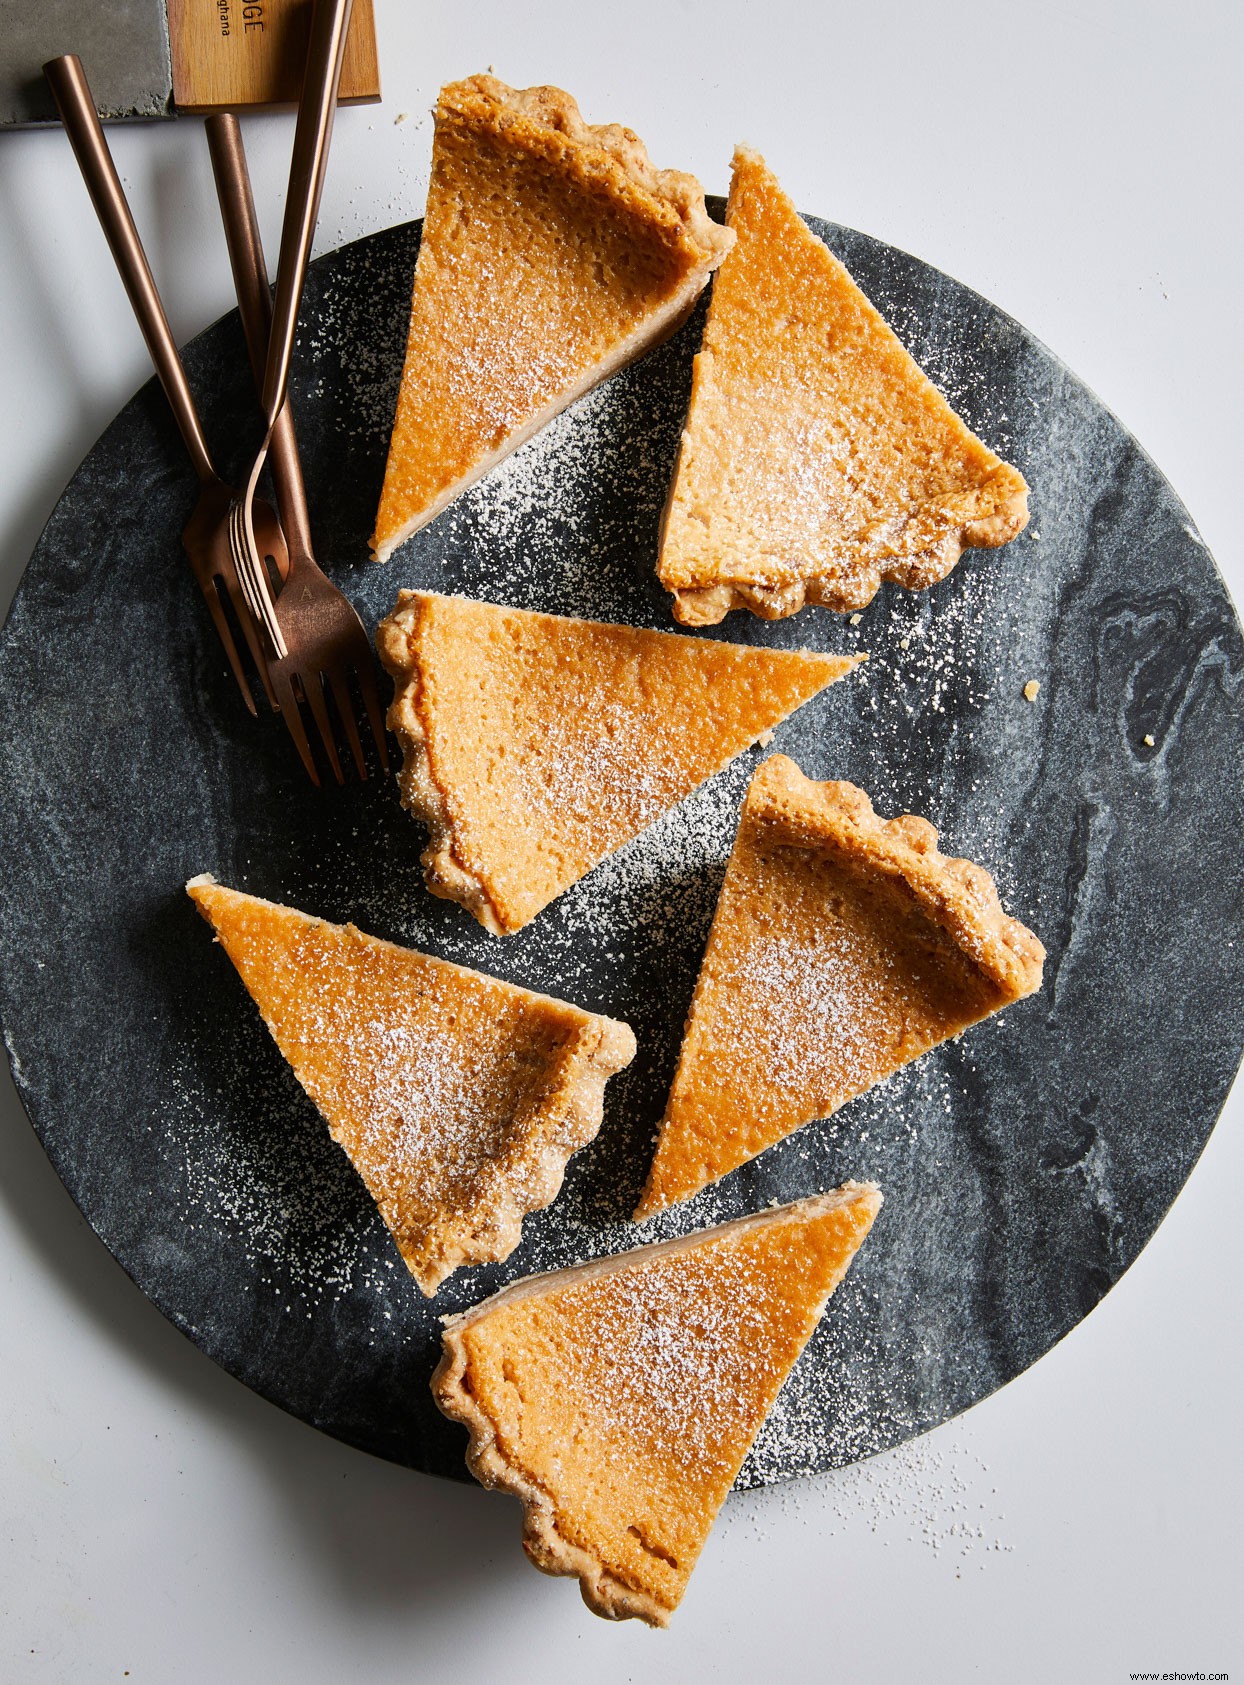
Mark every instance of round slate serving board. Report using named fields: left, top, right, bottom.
left=1, top=215, right=1241, bottom=1488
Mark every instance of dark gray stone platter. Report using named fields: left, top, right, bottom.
left=1, top=214, right=1242, bottom=1486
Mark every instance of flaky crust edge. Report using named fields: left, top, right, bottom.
left=376, top=592, right=509, bottom=935
left=370, top=77, right=734, bottom=563
left=747, top=755, right=1046, bottom=998
left=405, top=1010, right=637, bottom=1296
left=430, top=1183, right=883, bottom=1626
left=376, top=594, right=866, bottom=936
left=441, top=73, right=734, bottom=273
left=655, top=142, right=1028, bottom=625
left=663, top=471, right=1031, bottom=625
left=186, top=873, right=635, bottom=1298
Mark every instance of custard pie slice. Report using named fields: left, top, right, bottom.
left=433, top=1182, right=882, bottom=1626
left=376, top=591, right=863, bottom=935
left=635, top=757, right=1044, bottom=1215
left=370, top=74, right=734, bottom=561
left=657, top=148, right=1030, bottom=625
left=187, top=877, right=635, bottom=1294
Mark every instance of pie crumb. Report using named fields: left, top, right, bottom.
left=850, top=613, right=863, bottom=626
left=1023, top=680, right=1040, bottom=702
left=1144, top=733, right=1155, bottom=747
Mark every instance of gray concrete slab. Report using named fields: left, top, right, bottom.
left=0, top=0, right=173, bottom=127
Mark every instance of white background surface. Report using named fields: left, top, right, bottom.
left=1, top=2, right=1241, bottom=1679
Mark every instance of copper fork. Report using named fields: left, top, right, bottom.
left=207, top=114, right=388, bottom=786
left=43, top=53, right=288, bottom=717
left=228, top=0, right=355, bottom=659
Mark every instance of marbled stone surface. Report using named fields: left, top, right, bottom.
left=0, top=216, right=1240, bottom=1486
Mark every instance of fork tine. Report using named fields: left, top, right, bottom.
left=220, top=566, right=280, bottom=712
left=270, top=663, right=321, bottom=787
left=234, top=468, right=288, bottom=659
left=196, top=573, right=258, bottom=715
left=300, top=669, right=344, bottom=785
left=328, top=667, right=367, bottom=779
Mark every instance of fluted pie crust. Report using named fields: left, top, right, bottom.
left=370, top=74, right=734, bottom=561
left=186, top=876, right=635, bottom=1294
left=657, top=148, right=1030, bottom=625
left=376, top=590, right=862, bottom=935
left=635, top=756, right=1045, bottom=1215
left=432, top=1184, right=882, bottom=1625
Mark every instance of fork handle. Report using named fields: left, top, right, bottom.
left=259, top=0, right=354, bottom=432
left=43, top=55, right=216, bottom=488
left=206, top=115, right=314, bottom=562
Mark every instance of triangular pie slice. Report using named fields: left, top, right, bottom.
left=186, top=877, right=636, bottom=1294
left=635, top=756, right=1044, bottom=1215
left=657, top=148, right=1031, bottom=625
left=376, top=591, right=864, bottom=935
left=370, top=74, right=734, bottom=561
left=433, top=1182, right=882, bottom=1626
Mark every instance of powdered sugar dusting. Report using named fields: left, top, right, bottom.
left=552, top=1242, right=784, bottom=1478
left=512, top=695, right=696, bottom=837
left=169, top=1030, right=402, bottom=1311
left=435, top=359, right=689, bottom=623
left=728, top=1427, right=1014, bottom=1580
left=728, top=930, right=876, bottom=1096
left=252, top=922, right=565, bottom=1217
left=348, top=1015, right=513, bottom=1209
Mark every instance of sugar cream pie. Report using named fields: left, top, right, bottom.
left=635, top=757, right=1044, bottom=1215
left=375, top=590, right=862, bottom=935
left=433, top=1182, right=882, bottom=1625
left=187, top=876, right=635, bottom=1294
left=370, top=75, right=734, bottom=561
left=657, top=148, right=1030, bottom=625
